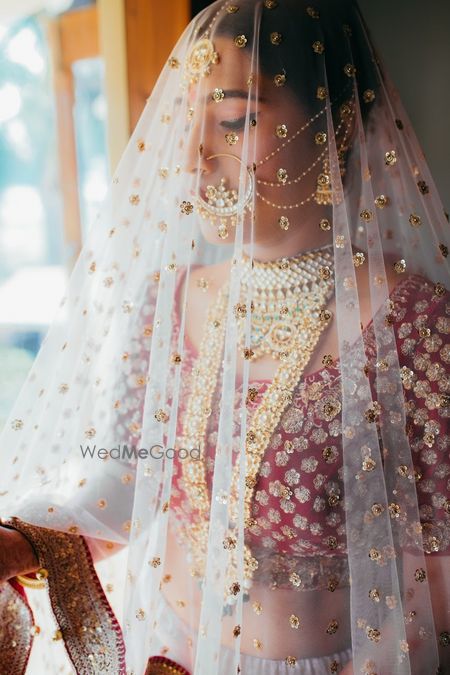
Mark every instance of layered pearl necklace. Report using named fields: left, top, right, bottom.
left=236, top=244, right=335, bottom=360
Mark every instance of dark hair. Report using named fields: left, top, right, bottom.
left=196, top=0, right=380, bottom=124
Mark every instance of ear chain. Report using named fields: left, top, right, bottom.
left=255, top=107, right=351, bottom=188
left=256, top=188, right=317, bottom=211
left=255, top=105, right=328, bottom=168
left=254, top=85, right=353, bottom=169
left=254, top=102, right=354, bottom=211
left=256, top=146, right=327, bottom=187
left=195, top=101, right=354, bottom=224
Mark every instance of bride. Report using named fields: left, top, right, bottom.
left=1, top=0, right=449, bottom=673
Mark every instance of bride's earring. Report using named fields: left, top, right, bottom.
left=313, top=107, right=353, bottom=206
left=314, top=157, right=333, bottom=205
left=195, top=153, right=254, bottom=239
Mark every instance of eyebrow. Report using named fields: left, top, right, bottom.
left=174, top=90, right=266, bottom=107
left=206, top=89, right=266, bottom=104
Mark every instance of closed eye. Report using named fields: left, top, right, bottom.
left=220, top=113, right=257, bottom=130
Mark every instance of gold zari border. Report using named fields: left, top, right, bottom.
left=1, top=517, right=125, bottom=675
left=145, top=655, right=191, bottom=675
left=0, top=581, right=34, bottom=675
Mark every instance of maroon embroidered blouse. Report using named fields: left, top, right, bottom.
left=166, top=270, right=450, bottom=583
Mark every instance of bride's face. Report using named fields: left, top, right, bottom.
left=183, top=36, right=323, bottom=248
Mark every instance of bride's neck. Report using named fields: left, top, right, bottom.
left=242, top=227, right=332, bottom=262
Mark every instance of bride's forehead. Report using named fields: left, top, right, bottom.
left=184, top=36, right=285, bottom=107
left=203, top=41, right=251, bottom=87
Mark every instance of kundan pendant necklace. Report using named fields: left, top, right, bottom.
left=236, top=244, right=334, bottom=360
left=178, top=244, right=335, bottom=613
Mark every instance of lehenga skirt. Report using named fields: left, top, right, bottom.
left=148, top=590, right=353, bottom=675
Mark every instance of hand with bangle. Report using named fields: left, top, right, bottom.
left=0, top=520, right=45, bottom=588
left=15, top=566, right=49, bottom=589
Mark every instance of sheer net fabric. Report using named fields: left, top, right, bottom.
left=0, top=0, right=449, bottom=674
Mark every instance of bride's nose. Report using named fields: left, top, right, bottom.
left=182, top=118, right=213, bottom=177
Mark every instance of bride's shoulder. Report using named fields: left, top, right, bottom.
left=361, top=251, right=448, bottom=308
left=389, top=271, right=449, bottom=343
left=392, top=271, right=448, bottom=309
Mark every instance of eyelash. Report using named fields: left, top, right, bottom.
left=220, top=113, right=257, bottom=130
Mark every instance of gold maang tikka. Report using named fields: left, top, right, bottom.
left=183, top=9, right=256, bottom=239
left=184, top=38, right=219, bottom=84
left=183, top=2, right=225, bottom=85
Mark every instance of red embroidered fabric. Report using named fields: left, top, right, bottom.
left=168, top=268, right=450, bottom=573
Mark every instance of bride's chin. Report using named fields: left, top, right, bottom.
left=197, top=213, right=255, bottom=246
left=198, top=220, right=235, bottom=246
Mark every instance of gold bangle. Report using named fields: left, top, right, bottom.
left=15, top=567, right=48, bottom=590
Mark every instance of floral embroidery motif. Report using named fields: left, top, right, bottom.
left=1, top=517, right=126, bottom=675
left=0, top=581, right=34, bottom=675
left=123, top=271, right=450, bottom=592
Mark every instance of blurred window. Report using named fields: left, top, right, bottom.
left=0, top=5, right=108, bottom=430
